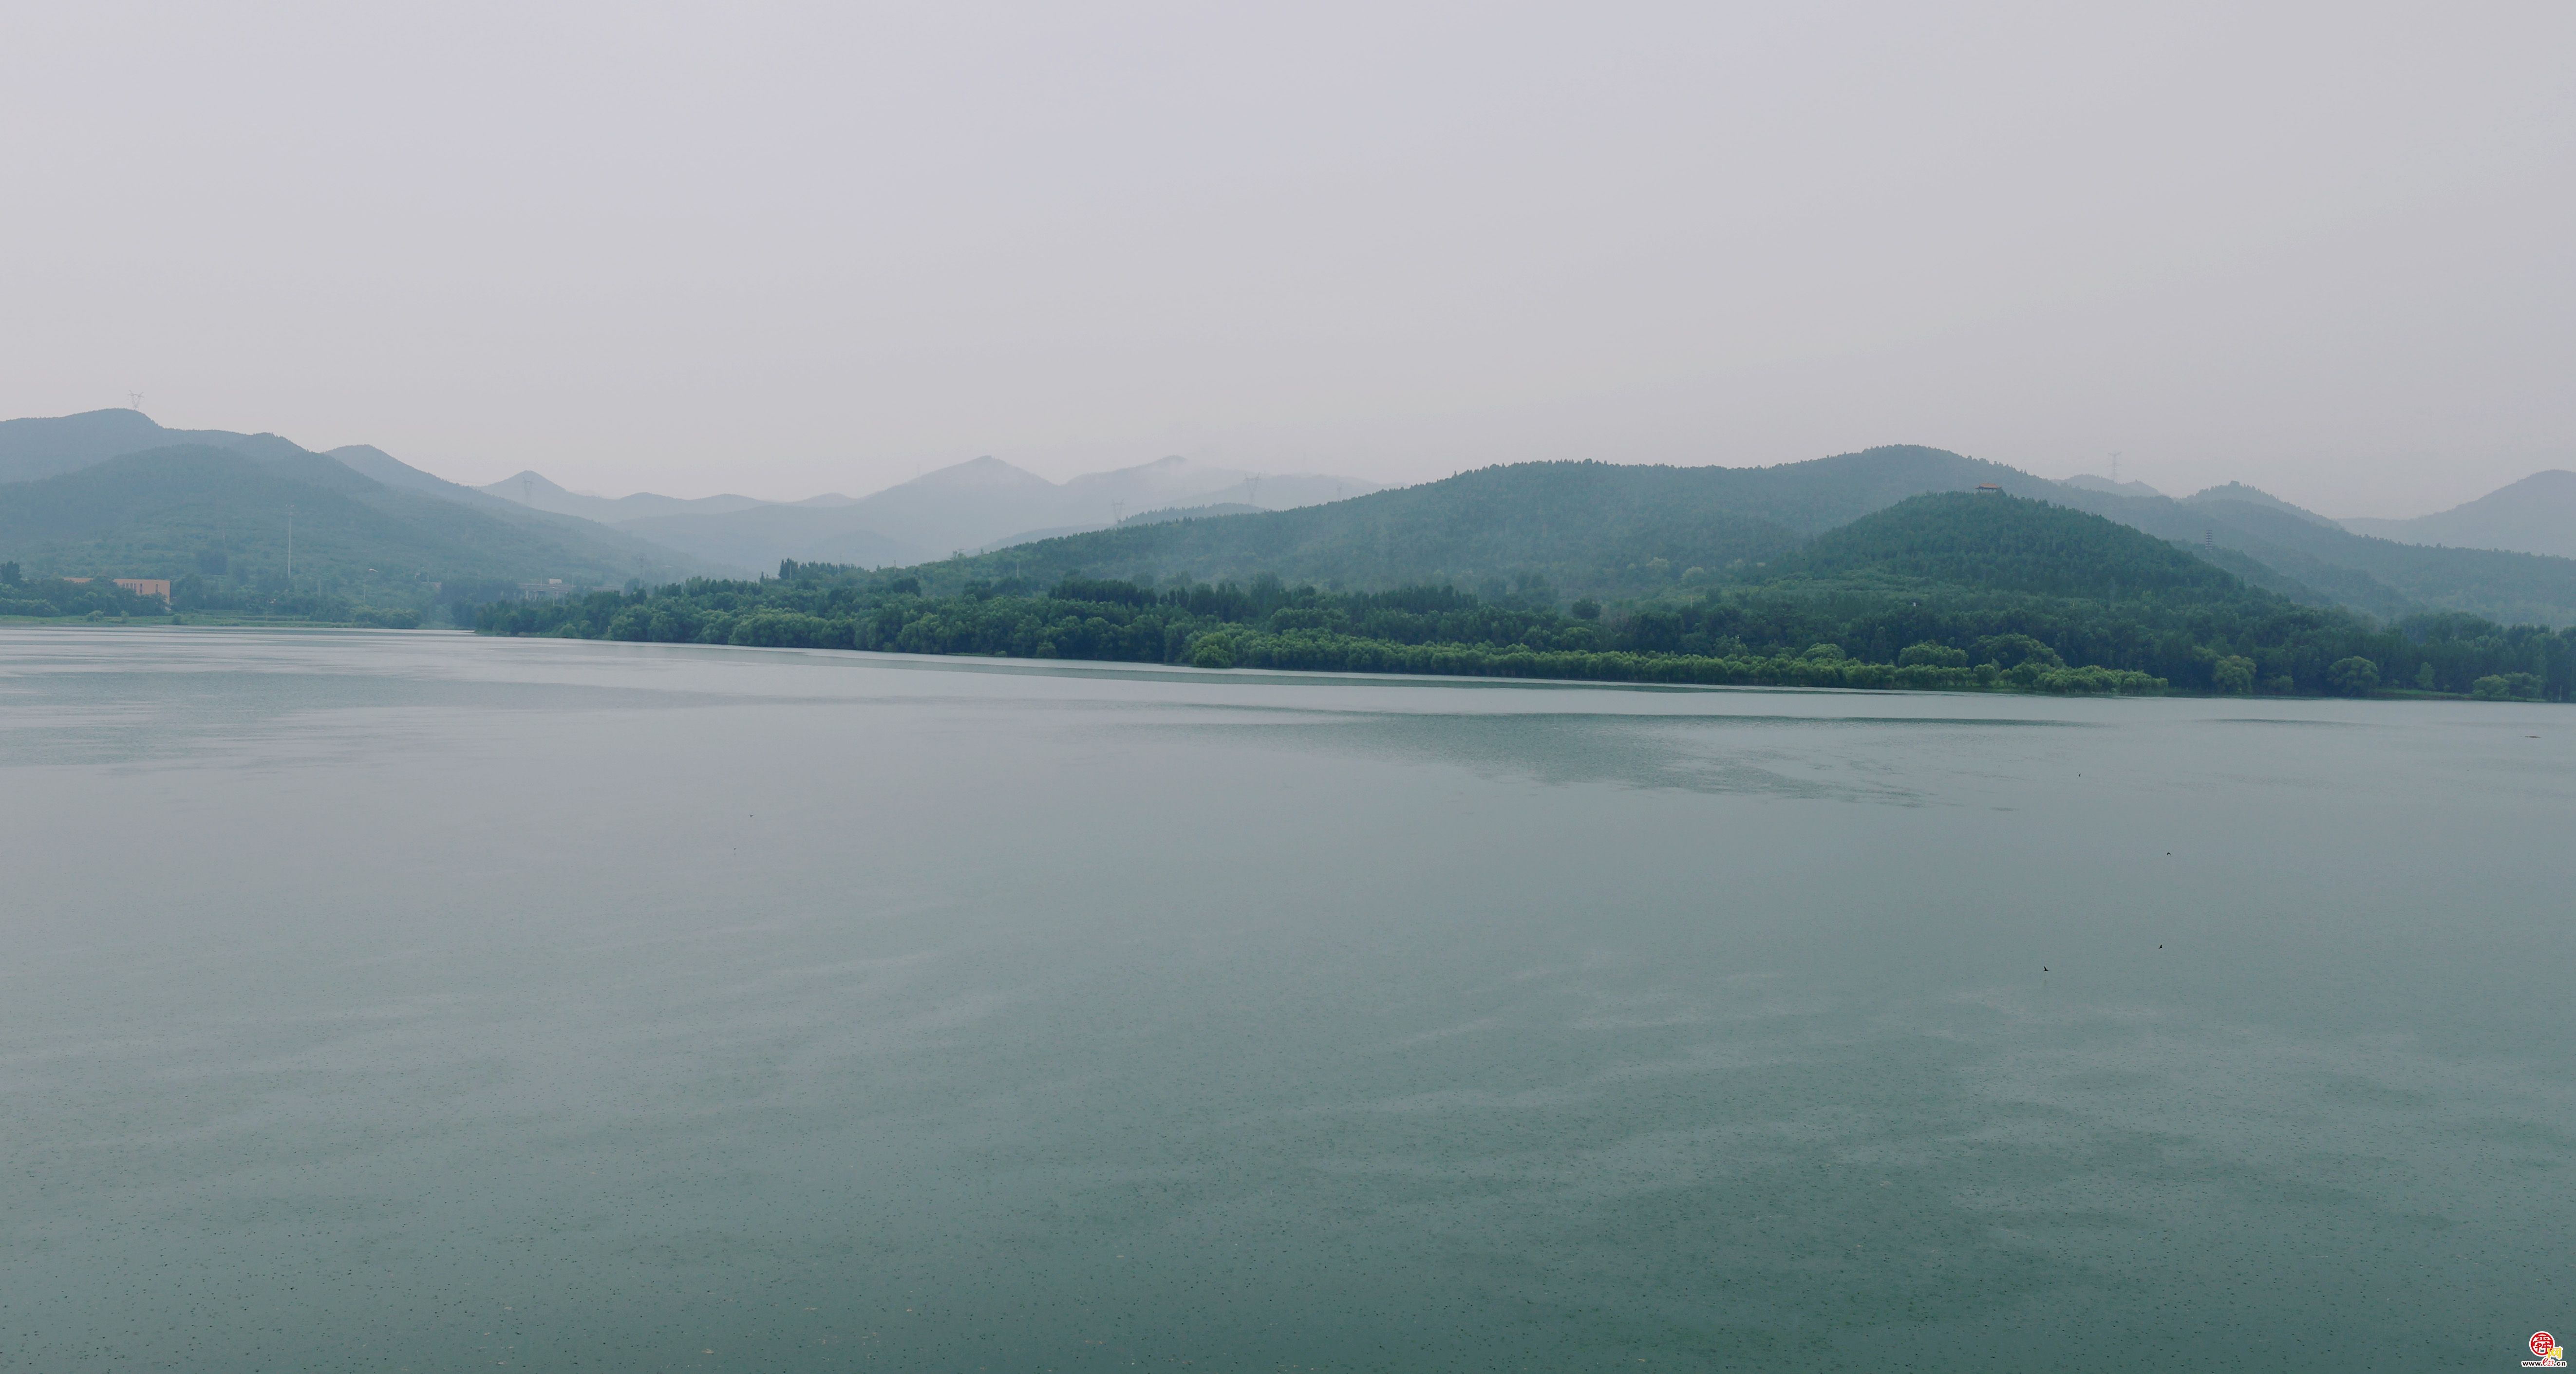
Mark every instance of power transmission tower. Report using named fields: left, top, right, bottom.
left=1245, top=475, right=1262, bottom=508
left=128, top=392, right=144, bottom=411
left=287, top=505, right=295, bottom=583
left=1111, top=500, right=1125, bottom=527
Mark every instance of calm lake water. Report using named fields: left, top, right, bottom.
left=2, top=627, right=2569, bottom=1372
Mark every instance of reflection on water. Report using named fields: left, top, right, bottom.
left=0, top=628, right=2568, bottom=1372
left=1195, top=712, right=1927, bottom=800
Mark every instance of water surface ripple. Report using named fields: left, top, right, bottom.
left=2, top=628, right=2567, bottom=1371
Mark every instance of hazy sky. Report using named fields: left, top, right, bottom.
left=4, top=3, right=2570, bottom=515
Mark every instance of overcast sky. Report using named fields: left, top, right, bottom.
left=4, top=3, right=2570, bottom=515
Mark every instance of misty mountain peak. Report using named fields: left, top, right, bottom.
left=2183, top=482, right=2342, bottom=528
left=2338, top=467, right=2576, bottom=559
left=34, top=407, right=163, bottom=435
left=2061, top=473, right=2164, bottom=498
left=1063, top=454, right=1236, bottom=492
left=488, top=471, right=576, bottom=499
left=2491, top=469, right=2576, bottom=495
left=0, top=409, right=323, bottom=482
left=907, top=455, right=1056, bottom=491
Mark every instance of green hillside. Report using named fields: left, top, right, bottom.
left=0, top=444, right=721, bottom=619
left=893, top=447, right=2576, bottom=628
left=1770, top=491, right=2243, bottom=599
left=476, top=492, right=2576, bottom=700
left=899, top=448, right=2042, bottom=599
left=2047, top=484, right=2576, bottom=626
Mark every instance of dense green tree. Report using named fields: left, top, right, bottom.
left=2472, top=673, right=2543, bottom=700
left=1899, top=641, right=1970, bottom=667
left=2327, top=657, right=2382, bottom=696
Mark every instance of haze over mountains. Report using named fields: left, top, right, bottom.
left=2340, top=471, right=2576, bottom=561
left=0, top=408, right=1382, bottom=592
left=477, top=452, right=1381, bottom=571
left=0, top=411, right=719, bottom=605
left=2055, top=468, right=2576, bottom=569
left=916, top=449, right=2576, bottom=627
left=478, top=472, right=780, bottom=524
left=3, top=404, right=2573, bottom=628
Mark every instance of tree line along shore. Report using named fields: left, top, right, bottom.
left=471, top=494, right=2575, bottom=702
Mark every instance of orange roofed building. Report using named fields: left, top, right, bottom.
left=63, top=577, right=173, bottom=602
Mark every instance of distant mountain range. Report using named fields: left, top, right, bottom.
left=2063, top=467, right=2576, bottom=562
left=2340, top=470, right=2576, bottom=560
left=2059, top=473, right=2166, bottom=499
left=474, top=471, right=779, bottom=523
left=899, top=447, right=2576, bottom=627
left=0, top=412, right=724, bottom=609
left=0, top=411, right=1381, bottom=595
left=483, top=484, right=2573, bottom=702
left=0, top=406, right=313, bottom=482
left=6, top=404, right=2571, bottom=627
left=478, top=452, right=1380, bottom=570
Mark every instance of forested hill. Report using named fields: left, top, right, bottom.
left=1769, top=491, right=2248, bottom=600
left=0, top=443, right=722, bottom=621
left=901, top=447, right=2045, bottom=600
left=893, top=446, right=2576, bottom=628
left=476, top=491, right=2576, bottom=700
left=2042, top=481, right=2576, bottom=627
